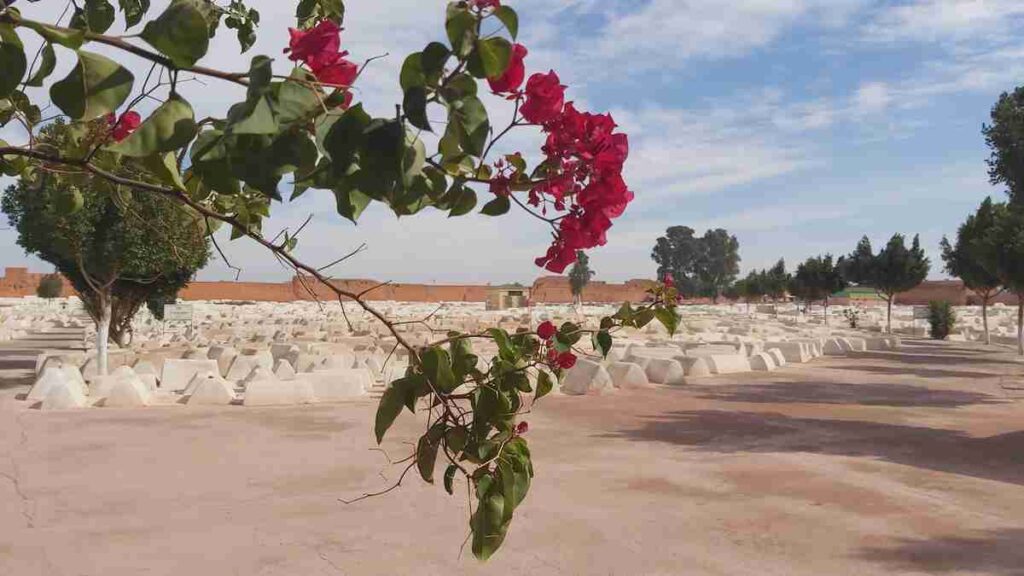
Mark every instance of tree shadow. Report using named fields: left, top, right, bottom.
left=691, top=380, right=1001, bottom=408
left=848, top=348, right=1023, bottom=368
left=828, top=364, right=999, bottom=380
left=607, top=410, right=1024, bottom=485
left=858, top=528, right=1024, bottom=575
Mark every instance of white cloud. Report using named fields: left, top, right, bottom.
left=864, top=0, right=1024, bottom=44
left=853, top=81, right=892, bottom=114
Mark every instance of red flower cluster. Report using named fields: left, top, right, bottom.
left=663, top=274, right=675, bottom=288
left=515, top=421, right=529, bottom=435
left=286, top=20, right=358, bottom=90
left=487, top=43, right=527, bottom=94
left=105, top=111, right=141, bottom=142
left=536, top=320, right=576, bottom=368
left=531, top=99, right=633, bottom=273
left=486, top=44, right=633, bottom=274
left=471, top=0, right=501, bottom=10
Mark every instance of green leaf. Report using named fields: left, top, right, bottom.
left=399, top=52, right=425, bottom=91
left=594, top=330, right=612, bottom=358
left=140, top=0, right=211, bottom=68
left=403, top=86, right=431, bottom=132
left=85, top=0, right=116, bottom=34
left=416, top=424, right=445, bottom=484
left=225, top=56, right=278, bottom=134
left=494, top=6, right=519, bottom=39
left=276, top=68, right=321, bottom=126
left=421, top=347, right=458, bottom=393
left=119, top=0, right=152, bottom=29
left=323, top=103, right=370, bottom=174
left=50, top=51, right=134, bottom=120
left=471, top=480, right=508, bottom=561
left=54, top=186, right=84, bottom=214
left=446, top=8, right=477, bottom=57
left=374, top=385, right=405, bottom=444
left=452, top=95, right=489, bottom=157
left=0, top=25, right=26, bottom=100
left=535, top=370, right=554, bottom=401
left=480, top=195, right=510, bottom=216
left=333, top=183, right=372, bottom=224
left=25, top=43, right=56, bottom=87
left=443, top=464, right=458, bottom=496
left=447, top=184, right=476, bottom=217
left=139, top=152, right=186, bottom=190
left=422, top=42, right=451, bottom=80
left=468, top=37, right=512, bottom=79
left=634, top=309, right=656, bottom=329
left=18, top=21, right=85, bottom=49
left=654, top=307, right=680, bottom=336
left=108, top=95, right=196, bottom=157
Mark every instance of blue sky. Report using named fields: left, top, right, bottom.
left=3, top=0, right=1024, bottom=284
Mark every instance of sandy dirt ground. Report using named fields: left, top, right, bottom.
left=2, top=335, right=1024, bottom=575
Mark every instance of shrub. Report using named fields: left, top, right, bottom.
left=928, top=301, right=957, bottom=340
left=843, top=307, right=861, bottom=329
left=36, top=274, right=63, bottom=299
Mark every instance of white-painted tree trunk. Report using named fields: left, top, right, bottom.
left=886, top=297, right=893, bottom=334
left=983, top=299, right=991, bottom=346
left=1016, top=295, right=1023, bottom=356
left=96, top=297, right=111, bottom=376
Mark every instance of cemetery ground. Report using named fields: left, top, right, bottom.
left=2, top=327, right=1024, bottom=574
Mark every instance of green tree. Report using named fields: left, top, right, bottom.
left=36, top=273, right=64, bottom=299
left=983, top=87, right=1024, bottom=204
left=2, top=124, right=210, bottom=374
left=652, top=227, right=741, bottom=301
left=940, top=197, right=1003, bottom=344
left=792, top=255, right=848, bottom=325
left=567, top=250, right=594, bottom=305
left=696, top=229, right=741, bottom=302
left=652, top=226, right=703, bottom=295
left=762, top=259, right=790, bottom=302
left=841, top=234, right=930, bottom=333
left=986, top=203, right=1024, bottom=354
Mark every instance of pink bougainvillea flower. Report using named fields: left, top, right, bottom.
left=471, top=0, right=501, bottom=10
left=515, top=421, right=529, bottom=435
left=286, top=20, right=341, bottom=63
left=537, top=321, right=556, bottom=340
left=488, top=43, right=528, bottom=94
left=520, top=71, right=565, bottom=125
left=557, top=351, right=577, bottom=370
left=308, top=50, right=359, bottom=87
left=663, top=274, right=675, bottom=288
left=109, top=111, right=141, bottom=142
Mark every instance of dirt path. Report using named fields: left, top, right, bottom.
left=2, top=339, right=1024, bottom=575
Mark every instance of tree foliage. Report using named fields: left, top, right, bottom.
left=36, top=273, right=64, bottom=298
left=840, top=233, right=929, bottom=331
left=790, top=255, right=847, bottom=305
left=941, top=197, right=1002, bottom=295
left=652, top=226, right=740, bottom=301
left=984, top=87, right=1024, bottom=204
left=1, top=120, right=210, bottom=344
left=567, top=250, right=594, bottom=302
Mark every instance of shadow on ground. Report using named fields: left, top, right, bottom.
left=858, top=528, right=1024, bottom=575
left=691, top=380, right=1000, bottom=408
left=606, top=410, right=1024, bottom=485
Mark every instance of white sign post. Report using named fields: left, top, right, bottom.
left=163, top=304, right=194, bottom=324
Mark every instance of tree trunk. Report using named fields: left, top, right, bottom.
left=983, top=297, right=991, bottom=346
left=886, top=296, right=893, bottom=334
left=96, top=295, right=111, bottom=377
left=1017, top=294, right=1023, bottom=356
left=823, top=297, right=829, bottom=327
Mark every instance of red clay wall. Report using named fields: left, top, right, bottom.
left=8, top=267, right=1004, bottom=307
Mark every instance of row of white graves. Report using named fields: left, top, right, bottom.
left=11, top=298, right=914, bottom=410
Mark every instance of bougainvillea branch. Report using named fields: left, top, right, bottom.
left=0, top=0, right=677, bottom=560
